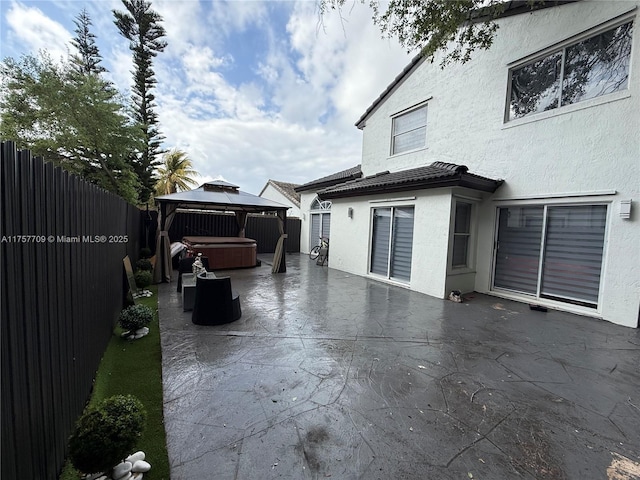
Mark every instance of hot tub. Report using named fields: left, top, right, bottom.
left=182, top=236, right=257, bottom=270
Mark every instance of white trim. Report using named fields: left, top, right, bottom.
left=370, top=197, right=416, bottom=204
left=502, top=90, right=631, bottom=129
left=506, top=9, right=637, bottom=68
left=390, top=97, right=432, bottom=118
left=492, top=190, right=617, bottom=202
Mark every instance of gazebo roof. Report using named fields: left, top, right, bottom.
left=155, top=180, right=288, bottom=213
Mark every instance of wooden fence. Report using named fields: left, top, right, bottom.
left=1, top=141, right=142, bottom=479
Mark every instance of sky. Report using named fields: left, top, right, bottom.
left=0, top=0, right=414, bottom=195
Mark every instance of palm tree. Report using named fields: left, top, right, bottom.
left=155, top=148, right=199, bottom=195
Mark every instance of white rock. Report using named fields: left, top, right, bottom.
left=134, top=333, right=145, bottom=339
left=125, top=451, right=145, bottom=464
left=112, top=461, right=132, bottom=479
left=120, top=331, right=131, bottom=338
left=132, top=460, right=151, bottom=473
left=115, top=474, right=132, bottom=480
left=132, top=473, right=144, bottom=480
left=135, top=327, right=150, bottom=335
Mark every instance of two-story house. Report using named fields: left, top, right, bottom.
left=308, top=1, right=639, bottom=328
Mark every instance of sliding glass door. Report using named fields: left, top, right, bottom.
left=370, top=207, right=415, bottom=282
left=494, top=204, right=607, bottom=307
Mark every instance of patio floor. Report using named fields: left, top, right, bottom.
left=158, top=253, right=640, bottom=480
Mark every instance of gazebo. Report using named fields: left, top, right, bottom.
left=153, top=180, right=289, bottom=283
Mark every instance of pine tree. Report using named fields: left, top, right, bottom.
left=70, top=8, right=106, bottom=76
left=113, top=0, right=167, bottom=203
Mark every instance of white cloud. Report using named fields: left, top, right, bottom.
left=0, top=0, right=415, bottom=196
left=5, top=1, right=72, bottom=61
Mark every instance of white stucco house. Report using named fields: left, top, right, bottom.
left=258, top=179, right=302, bottom=218
left=300, top=1, right=640, bottom=328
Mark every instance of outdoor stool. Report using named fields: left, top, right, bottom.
left=192, top=274, right=241, bottom=325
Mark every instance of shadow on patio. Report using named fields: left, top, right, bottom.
left=158, top=253, right=640, bottom=480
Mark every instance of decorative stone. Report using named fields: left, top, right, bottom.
left=135, top=327, right=150, bottom=336
left=132, top=473, right=144, bottom=480
left=134, top=332, right=146, bottom=339
left=132, top=460, right=151, bottom=473
left=126, top=451, right=145, bottom=464
left=112, top=461, right=132, bottom=479
left=120, top=331, right=131, bottom=338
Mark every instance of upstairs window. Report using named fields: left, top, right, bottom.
left=507, top=19, right=633, bottom=121
left=391, top=104, right=427, bottom=155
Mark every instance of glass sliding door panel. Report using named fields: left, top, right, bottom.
left=390, top=207, right=414, bottom=281
left=370, top=208, right=391, bottom=276
left=494, top=206, right=544, bottom=294
left=541, top=205, right=606, bottom=305
left=321, top=213, right=331, bottom=239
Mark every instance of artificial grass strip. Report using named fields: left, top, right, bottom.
left=60, top=285, right=170, bottom=480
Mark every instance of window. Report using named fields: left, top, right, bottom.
left=310, top=197, right=331, bottom=247
left=391, top=105, right=427, bottom=155
left=493, top=204, right=607, bottom=308
left=452, top=202, right=472, bottom=268
left=370, top=207, right=415, bottom=282
left=507, top=20, right=633, bottom=121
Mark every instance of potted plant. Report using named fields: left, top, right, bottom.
left=118, top=305, right=153, bottom=339
left=133, top=270, right=153, bottom=289
left=68, top=395, right=146, bottom=476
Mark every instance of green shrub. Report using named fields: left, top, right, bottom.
left=139, top=247, right=152, bottom=259
left=134, top=270, right=153, bottom=288
left=119, top=305, right=153, bottom=332
left=136, top=258, right=153, bottom=271
left=68, top=395, right=146, bottom=474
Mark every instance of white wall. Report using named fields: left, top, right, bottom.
left=298, top=191, right=315, bottom=253
left=330, top=189, right=455, bottom=298
left=344, top=1, right=640, bottom=327
left=260, top=184, right=301, bottom=218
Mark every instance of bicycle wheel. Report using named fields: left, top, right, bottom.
left=309, top=245, right=321, bottom=260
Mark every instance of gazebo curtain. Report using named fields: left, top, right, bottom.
left=235, top=211, right=248, bottom=237
left=152, top=203, right=178, bottom=283
left=271, top=210, right=287, bottom=273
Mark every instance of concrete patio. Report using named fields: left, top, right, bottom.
left=158, top=254, right=640, bottom=480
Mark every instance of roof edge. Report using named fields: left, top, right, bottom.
left=354, top=0, right=581, bottom=130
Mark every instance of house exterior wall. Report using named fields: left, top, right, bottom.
left=260, top=184, right=301, bottom=218
left=299, top=191, right=315, bottom=253
left=336, top=1, right=640, bottom=327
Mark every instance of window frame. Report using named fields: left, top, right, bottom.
left=491, top=202, right=610, bottom=309
left=505, top=13, right=635, bottom=122
left=451, top=201, right=473, bottom=269
left=390, top=102, right=428, bottom=156
left=369, top=205, right=415, bottom=283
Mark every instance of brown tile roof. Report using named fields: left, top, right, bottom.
left=295, top=165, right=362, bottom=192
left=261, top=180, right=301, bottom=207
left=318, top=162, right=503, bottom=199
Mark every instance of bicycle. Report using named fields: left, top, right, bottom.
left=309, top=237, right=329, bottom=260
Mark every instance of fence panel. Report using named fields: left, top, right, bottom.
left=168, top=211, right=301, bottom=253
left=0, top=141, right=143, bottom=479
